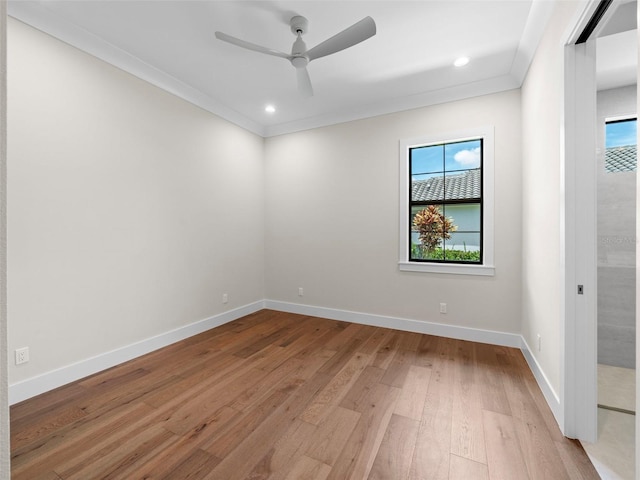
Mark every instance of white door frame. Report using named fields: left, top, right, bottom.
left=561, top=0, right=640, bottom=451
left=562, top=37, right=598, bottom=443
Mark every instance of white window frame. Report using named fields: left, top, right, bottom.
left=399, top=126, right=495, bottom=276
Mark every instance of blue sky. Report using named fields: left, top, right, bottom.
left=606, top=119, right=637, bottom=148
left=411, top=139, right=481, bottom=180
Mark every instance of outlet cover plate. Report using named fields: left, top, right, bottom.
left=15, top=347, right=29, bottom=365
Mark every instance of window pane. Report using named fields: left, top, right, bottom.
left=444, top=139, right=482, bottom=172
left=411, top=237, right=445, bottom=260
left=441, top=204, right=480, bottom=263
left=444, top=169, right=481, bottom=201
left=442, top=232, right=481, bottom=262
left=421, top=247, right=446, bottom=261
left=606, top=119, right=637, bottom=148
left=411, top=144, right=444, bottom=175
left=605, top=119, right=637, bottom=173
left=412, top=173, right=444, bottom=202
left=443, top=204, right=481, bottom=231
left=410, top=205, right=454, bottom=260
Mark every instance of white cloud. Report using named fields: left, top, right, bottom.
left=454, top=147, right=480, bottom=167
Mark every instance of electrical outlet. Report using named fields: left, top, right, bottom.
left=439, top=303, right=447, bottom=314
left=222, top=293, right=228, bottom=304
left=298, top=287, right=304, bottom=297
left=15, top=347, right=29, bottom=365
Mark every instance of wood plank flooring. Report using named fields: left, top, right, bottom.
left=10, top=310, right=600, bottom=479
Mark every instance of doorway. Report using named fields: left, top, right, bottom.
left=588, top=13, right=637, bottom=478
left=567, top=1, right=638, bottom=478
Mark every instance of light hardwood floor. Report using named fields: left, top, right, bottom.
left=10, top=310, right=600, bottom=479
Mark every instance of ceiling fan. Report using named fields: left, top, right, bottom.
left=215, top=15, right=376, bottom=97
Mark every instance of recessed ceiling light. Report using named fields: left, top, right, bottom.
left=454, top=56, right=470, bottom=67
left=265, top=104, right=276, bottom=113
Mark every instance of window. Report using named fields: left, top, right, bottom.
left=605, top=117, right=636, bottom=173
left=399, top=127, right=494, bottom=275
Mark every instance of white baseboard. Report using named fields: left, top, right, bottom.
left=264, top=300, right=523, bottom=348
left=520, top=337, right=562, bottom=425
left=9, top=301, right=265, bottom=405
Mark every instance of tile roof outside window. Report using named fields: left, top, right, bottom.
left=605, top=145, right=636, bottom=173
left=412, top=168, right=481, bottom=202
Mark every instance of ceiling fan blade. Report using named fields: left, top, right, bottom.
left=296, top=67, right=314, bottom=97
left=306, top=16, right=376, bottom=62
left=215, top=32, right=291, bottom=60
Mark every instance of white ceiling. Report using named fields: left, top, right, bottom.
left=596, top=1, right=637, bottom=91
left=6, top=1, right=634, bottom=137
left=597, top=29, right=637, bottom=91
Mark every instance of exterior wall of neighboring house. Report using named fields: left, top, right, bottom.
left=597, top=85, right=637, bottom=369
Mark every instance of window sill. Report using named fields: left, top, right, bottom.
left=398, top=261, right=495, bottom=276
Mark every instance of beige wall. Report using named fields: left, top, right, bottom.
left=7, top=18, right=265, bottom=384
left=521, top=1, right=583, bottom=397
left=264, top=90, right=522, bottom=333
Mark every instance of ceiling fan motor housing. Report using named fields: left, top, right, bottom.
left=291, top=35, right=308, bottom=61
left=290, top=16, right=309, bottom=35
left=291, top=56, right=308, bottom=68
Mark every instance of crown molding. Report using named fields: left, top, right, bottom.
left=9, top=0, right=550, bottom=138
